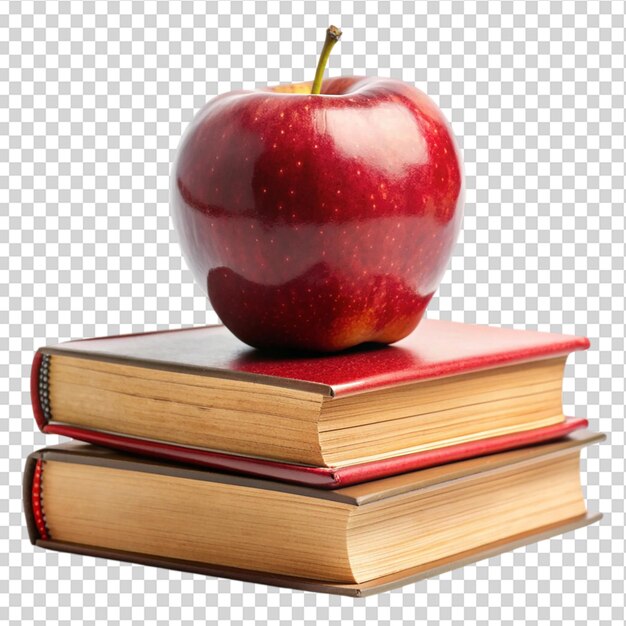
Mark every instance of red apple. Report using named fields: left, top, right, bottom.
left=171, top=28, right=463, bottom=352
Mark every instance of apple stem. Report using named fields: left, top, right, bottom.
left=311, top=26, right=342, bottom=95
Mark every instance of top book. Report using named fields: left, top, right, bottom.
left=32, top=319, right=589, bottom=468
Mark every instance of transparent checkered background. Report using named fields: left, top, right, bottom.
left=2, top=0, right=625, bottom=624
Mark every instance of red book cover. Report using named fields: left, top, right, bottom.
left=33, top=318, right=590, bottom=398
left=30, top=319, right=590, bottom=488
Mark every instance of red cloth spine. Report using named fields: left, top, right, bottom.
left=30, top=351, right=47, bottom=430
left=31, top=459, right=49, bottom=540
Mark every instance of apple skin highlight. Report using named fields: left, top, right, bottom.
left=171, top=76, right=464, bottom=352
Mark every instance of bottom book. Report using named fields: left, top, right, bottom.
left=24, top=432, right=604, bottom=596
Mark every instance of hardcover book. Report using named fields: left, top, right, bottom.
left=25, top=432, right=604, bottom=596
left=31, top=319, right=590, bottom=484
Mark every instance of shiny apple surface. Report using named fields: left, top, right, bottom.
left=171, top=77, right=463, bottom=352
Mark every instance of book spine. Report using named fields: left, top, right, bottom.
left=30, top=351, right=51, bottom=431
left=31, top=458, right=50, bottom=540
left=23, top=452, right=48, bottom=544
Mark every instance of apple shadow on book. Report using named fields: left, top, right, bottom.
left=231, top=334, right=421, bottom=386
left=235, top=338, right=396, bottom=362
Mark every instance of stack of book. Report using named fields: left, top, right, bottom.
left=25, top=319, right=603, bottom=596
